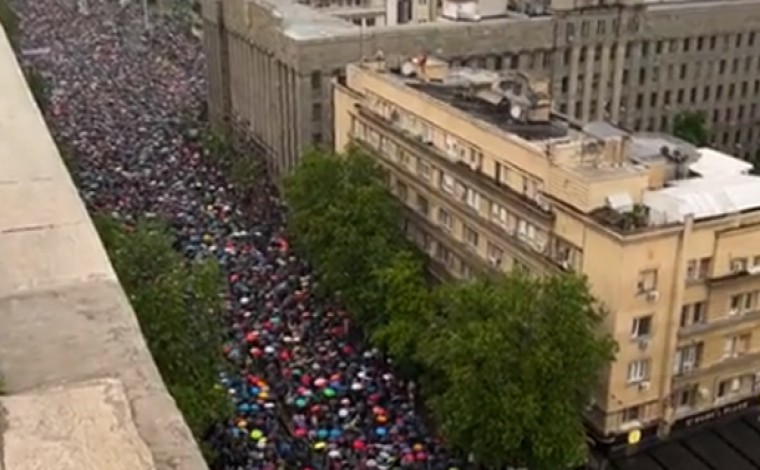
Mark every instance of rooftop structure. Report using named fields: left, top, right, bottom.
left=368, top=56, right=760, bottom=235
left=201, top=0, right=760, bottom=177
left=334, top=56, right=760, bottom=465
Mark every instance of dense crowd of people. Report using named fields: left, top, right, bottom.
left=17, top=1, right=465, bottom=469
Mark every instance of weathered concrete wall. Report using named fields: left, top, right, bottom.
left=0, top=25, right=208, bottom=470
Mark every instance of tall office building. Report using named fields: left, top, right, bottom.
left=333, top=55, right=760, bottom=457
left=201, top=0, right=760, bottom=177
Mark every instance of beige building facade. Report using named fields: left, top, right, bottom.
left=201, top=0, right=760, bottom=177
left=333, top=57, right=760, bottom=453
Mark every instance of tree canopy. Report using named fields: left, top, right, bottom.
left=283, top=145, right=423, bottom=330
left=0, top=0, right=19, bottom=49
left=672, top=110, right=709, bottom=147
left=95, top=216, right=231, bottom=441
left=281, top=146, right=618, bottom=469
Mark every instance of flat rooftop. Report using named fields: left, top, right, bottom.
left=407, top=81, right=569, bottom=141
left=237, top=0, right=760, bottom=41
left=0, top=25, right=206, bottom=470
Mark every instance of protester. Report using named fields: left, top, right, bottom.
left=18, top=1, right=464, bottom=468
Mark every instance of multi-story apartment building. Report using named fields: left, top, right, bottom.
left=201, top=0, right=760, bottom=177
left=333, top=56, right=760, bottom=458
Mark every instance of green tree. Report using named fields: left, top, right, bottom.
left=283, top=146, right=410, bottom=329
left=416, top=273, right=617, bottom=469
left=672, top=110, right=709, bottom=147
left=370, top=251, right=433, bottom=370
left=0, top=0, right=19, bottom=50
left=95, top=216, right=231, bottom=440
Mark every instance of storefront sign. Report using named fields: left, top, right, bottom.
left=672, top=395, right=760, bottom=432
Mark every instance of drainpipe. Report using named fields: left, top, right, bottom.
left=657, top=213, right=694, bottom=436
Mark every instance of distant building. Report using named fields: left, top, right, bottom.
left=334, top=56, right=760, bottom=457
left=201, top=0, right=760, bottom=177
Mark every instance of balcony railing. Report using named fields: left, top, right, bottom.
left=353, top=138, right=562, bottom=274
left=678, top=308, right=760, bottom=338
left=672, top=349, right=760, bottom=382
left=355, top=104, right=554, bottom=223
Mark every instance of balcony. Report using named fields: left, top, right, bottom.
left=354, top=138, right=562, bottom=275
left=355, top=104, right=554, bottom=223
left=673, top=349, right=760, bottom=382
left=708, top=265, right=760, bottom=286
left=678, top=309, right=760, bottom=339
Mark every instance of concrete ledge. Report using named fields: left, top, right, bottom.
left=1, top=379, right=156, bottom=470
left=0, top=23, right=208, bottom=470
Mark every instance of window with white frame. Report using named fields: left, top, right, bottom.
left=440, top=173, right=455, bottom=194
left=627, top=359, right=650, bottom=383
left=490, top=202, right=508, bottom=228
left=723, top=333, right=751, bottom=359
left=631, top=315, right=653, bottom=338
left=486, top=241, right=504, bottom=266
left=674, top=343, right=703, bottom=375
left=437, top=208, right=453, bottom=231
left=465, top=188, right=480, bottom=211
left=680, top=302, right=707, bottom=328
left=716, top=377, right=742, bottom=399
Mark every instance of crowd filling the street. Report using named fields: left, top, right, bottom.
left=16, top=1, right=464, bottom=468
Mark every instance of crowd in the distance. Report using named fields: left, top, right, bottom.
left=17, top=1, right=465, bottom=468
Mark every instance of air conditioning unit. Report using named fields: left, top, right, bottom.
left=638, top=338, right=649, bottom=350
left=646, top=290, right=660, bottom=302
left=731, top=378, right=742, bottom=392
left=639, top=381, right=651, bottom=391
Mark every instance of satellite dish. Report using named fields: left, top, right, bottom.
left=510, top=104, right=523, bottom=120
left=401, top=62, right=415, bottom=76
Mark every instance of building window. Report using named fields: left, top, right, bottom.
left=416, top=158, right=432, bottom=181
left=437, top=208, right=453, bottom=231
left=730, top=257, right=748, bottom=272
left=631, top=315, right=652, bottom=339
left=366, top=17, right=376, bottom=26
left=621, top=405, right=641, bottom=423
left=416, top=194, right=429, bottom=216
left=716, top=378, right=742, bottom=399
left=729, top=292, right=757, bottom=315
left=637, top=269, right=658, bottom=293
left=723, top=333, right=751, bottom=359
left=486, top=241, right=503, bottom=267
left=675, top=385, right=697, bottom=409
left=311, top=71, right=322, bottom=93
left=463, top=225, right=479, bottom=250
left=627, top=359, right=650, bottom=384
left=464, top=188, right=480, bottom=212
left=674, top=343, right=703, bottom=375
left=680, top=302, right=707, bottom=328
left=488, top=203, right=506, bottom=228
left=685, top=257, right=711, bottom=281
left=312, top=132, right=323, bottom=144
left=439, top=173, right=455, bottom=194
left=312, top=102, right=322, bottom=121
